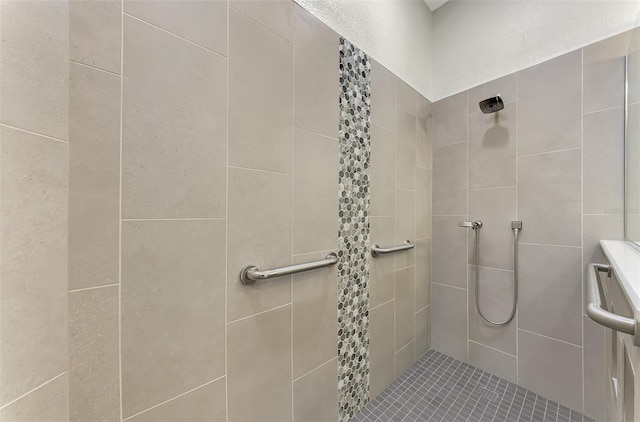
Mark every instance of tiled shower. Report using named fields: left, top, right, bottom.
left=0, top=0, right=633, bottom=421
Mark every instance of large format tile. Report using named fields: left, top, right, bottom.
left=416, top=167, right=432, bottom=239
left=417, top=96, right=433, bottom=170
left=396, top=109, right=417, bottom=190
left=230, top=0, right=293, bottom=41
left=518, top=330, right=583, bottom=411
left=415, top=238, right=431, bottom=311
left=519, top=244, right=582, bottom=345
left=0, top=0, right=69, bottom=140
left=124, top=0, right=227, bottom=55
left=370, top=300, right=395, bottom=399
left=229, top=9, right=293, bottom=173
left=293, top=358, right=338, bottom=422
left=415, top=306, right=431, bottom=358
left=292, top=251, right=338, bottom=378
left=518, top=149, right=581, bottom=246
left=69, top=286, right=120, bottom=422
left=395, top=266, right=416, bottom=351
left=432, top=216, right=467, bottom=289
left=432, top=283, right=468, bottom=362
left=468, top=74, right=517, bottom=114
left=369, top=216, right=396, bottom=308
left=294, top=6, right=339, bottom=138
left=518, top=51, right=581, bottom=155
left=397, top=79, right=417, bottom=115
left=227, top=167, right=293, bottom=321
left=395, top=341, right=416, bottom=377
left=0, top=128, right=68, bottom=406
left=70, top=0, right=122, bottom=73
left=433, top=141, right=467, bottom=216
left=468, top=340, right=517, bottom=384
left=0, top=374, right=68, bottom=422
left=293, top=129, right=338, bottom=254
left=433, top=91, right=467, bottom=148
left=371, top=60, right=396, bottom=131
left=468, top=103, right=516, bottom=189
left=583, top=214, right=624, bottom=265
left=122, top=16, right=226, bottom=219
left=583, top=107, right=624, bottom=214
left=583, top=316, right=606, bottom=421
left=395, top=189, right=416, bottom=269
left=228, top=305, right=293, bottom=422
left=370, top=123, right=396, bottom=217
left=69, top=63, right=120, bottom=290
left=121, top=220, right=226, bottom=418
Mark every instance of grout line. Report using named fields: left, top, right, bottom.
left=121, top=217, right=226, bottom=222
left=580, top=47, right=585, bottom=415
left=228, top=164, right=292, bottom=177
left=396, top=187, right=416, bottom=192
left=0, top=123, right=68, bottom=144
left=294, top=125, right=338, bottom=142
left=432, top=214, right=468, bottom=218
left=518, top=328, right=582, bottom=349
left=465, top=90, right=470, bottom=363
left=468, top=185, right=517, bottom=191
left=518, top=146, right=581, bottom=159
left=226, top=302, right=292, bottom=325
left=396, top=338, right=414, bottom=354
left=514, top=73, right=519, bottom=384
left=370, top=298, right=395, bottom=312
left=468, top=264, right=514, bottom=273
left=290, top=11, right=295, bottom=417
left=0, top=372, right=67, bottom=411
left=118, top=2, right=124, bottom=419
left=224, top=1, right=230, bottom=421
left=432, top=139, right=467, bottom=150
left=70, top=59, right=121, bottom=77
left=229, top=4, right=293, bottom=46
left=415, top=303, right=430, bottom=314
left=582, top=104, right=624, bottom=116
left=518, top=241, right=581, bottom=249
left=432, top=282, right=467, bottom=292
left=369, top=215, right=396, bottom=219
left=122, top=375, right=226, bottom=421
left=292, top=248, right=336, bottom=258
left=292, top=356, right=337, bottom=383
left=68, top=283, right=119, bottom=294
left=468, top=339, right=518, bottom=359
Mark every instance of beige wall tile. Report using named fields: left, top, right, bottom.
left=395, top=266, right=416, bottom=351
left=432, top=216, right=467, bottom=289
left=128, top=378, right=226, bottom=422
left=370, top=300, right=395, bottom=399
left=370, top=216, right=396, bottom=308
left=370, top=123, right=396, bottom=217
left=468, top=341, right=517, bottom=384
left=433, top=91, right=467, bottom=148
left=0, top=0, right=69, bottom=140
left=468, top=74, right=517, bottom=114
left=395, top=189, right=416, bottom=270
left=518, top=330, right=583, bottom=411
left=227, top=167, right=292, bottom=321
left=417, top=96, right=433, bottom=170
left=415, top=238, right=431, bottom=311
left=293, top=358, right=338, bottom=422
left=69, top=63, right=120, bottom=290
left=519, top=244, right=582, bottom=346
left=371, top=60, right=396, bottom=131
left=70, top=0, right=122, bottom=73
left=229, top=9, right=293, bottom=173
left=397, top=79, right=417, bottom=116
left=415, top=306, right=431, bottom=358
left=395, top=340, right=415, bottom=377
left=228, top=305, right=292, bottom=422
left=416, top=168, right=432, bottom=239
left=230, top=0, right=293, bottom=41
left=124, top=0, right=227, bottom=55
left=294, top=6, right=339, bottom=138
left=293, top=129, right=339, bottom=254
left=583, top=214, right=623, bottom=266
left=629, top=49, right=640, bottom=105
left=583, top=316, right=606, bottom=421
left=518, top=149, right=581, bottom=247
left=0, top=128, right=68, bottom=406
left=433, top=142, right=467, bottom=216
left=69, top=286, right=120, bottom=422
left=122, top=16, right=226, bottom=218
left=121, top=220, right=226, bottom=418
left=432, top=283, right=467, bottom=362
left=518, top=51, right=581, bottom=156
left=0, top=374, right=68, bottom=422
left=396, top=109, right=417, bottom=190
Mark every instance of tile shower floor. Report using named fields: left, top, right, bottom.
left=352, top=350, right=596, bottom=422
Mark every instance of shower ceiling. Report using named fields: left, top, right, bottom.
left=424, top=0, right=450, bottom=12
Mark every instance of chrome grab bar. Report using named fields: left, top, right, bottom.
left=586, top=263, right=637, bottom=337
left=240, top=252, right=338, bottom=285
left=371, top=240, right=414, bottom=257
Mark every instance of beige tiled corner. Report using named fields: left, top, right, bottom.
left=128, top=378, right=226, bottom=422
left=629, top=49, right=640, bottom=105
left=122, top=16, right=227, bottom=219
left=227, top=167, right=293, bottom=321
left=416, top=168, right=432, bottom=239
left=292, top=251, right=338, bottom=378
left=371, top=60, right=396, bottom=131
left=370, top=216, right=396, bottom=308
left=0, top=127, right=68, bottom=406
left=583, top=316, right=606, bottom=421
left=395, top=189, right=416, bottom=270
left=370, top=300, right=395, bottom=400
left=583, top=107, right=624, bottom=214
left=228, top=305, right=293, bottom=422
left=433, top=91, right=467, bottom=148
left=467, top=73, right=517, bottom=114
left=231, top=0, right=293, bottom=41
left=69, top=63, right=120, bottom=290
left=397, top=79, right=417, bottom=116
left=229, top=9, right=293, bottom=173
left=293, top=129, right=339, bottom=255
left=396, top=109, right=417, bottom=190
left=467, top=187, right=516, bottom=270
left=468, top=341, right=517, bottom=384
left=0, top=0, right=69, bottom=140
left=395, top=340, right=416, bottom=378
left=432, top=216, right=467, bottom=289
left=124, top=0, right=227, bottom=55
left=518, top=330, right=583, bottom=411
left=518, top=149, right=581, bottom=247
left=395, top=266, right=416, bottom=351
left=468, top=103, right=516, bottom=189
left=432, top=283, right=468, bottom=362
left=415, top=306, right=431, bottom=358
left=433, top=142, right=467, bottom=216
left=70, top=0, right=122, bottom=73
left=293, top=358, right=338, bottom=422
left=0, top=374, right=68, bottom=422
left=69, top=286, right=120, bottom=422
left=468, top=266, right=516, bottom=355
left=518, top=51, right=581, bottom=156
left=370, top=123, right=396, bottom=217
left=294, top=6, right=340, bottom=138
left=417, top=96, right=433, bottom=170
left=519, top=244, right=582, bottom=346
left=415, top=238, right=431, bottom=311
left=121, top=220, right=226, bottom=418
left=583, top=214, right=623, bottom=266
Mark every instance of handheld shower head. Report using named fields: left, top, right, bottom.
left=479, top=95, right=504, bottom=114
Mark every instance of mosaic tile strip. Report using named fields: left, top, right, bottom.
left=337, top=37, right=372, bottom=422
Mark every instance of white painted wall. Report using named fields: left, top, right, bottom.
left=294, top=0, right=433, bottom=99
left=432, top=0, right=640, bottom=100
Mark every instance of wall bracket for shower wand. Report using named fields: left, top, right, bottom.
left=511, top=221, right=523, bottom=232
left=458, top=220, right=483, bottom=230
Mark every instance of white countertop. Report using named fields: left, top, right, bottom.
left=600, top=240, right=640, bottom=315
